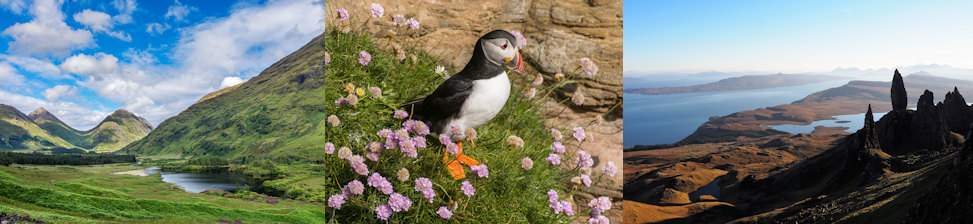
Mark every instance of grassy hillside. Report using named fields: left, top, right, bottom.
left=1, top=106, right=154, bottom=153
left=120, top=32, right=328, bottom=161
left=0, top=105, right=76, bottom=150
left=0, top=164, right=327, bottom=223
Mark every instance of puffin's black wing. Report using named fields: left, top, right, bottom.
left=400, top=77, right=472, bottom=134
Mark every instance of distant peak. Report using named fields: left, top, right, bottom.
left=28, top=107, right=51, bottom=116
left=110, top=109, right=135, bottom=117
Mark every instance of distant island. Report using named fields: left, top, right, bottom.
left=624, top=73, right=844, bottom=95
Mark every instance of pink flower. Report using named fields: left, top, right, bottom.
left=603, top=161, right=617, bottom=177
left=521, top=88, right=537, bottom=100
left=510, top=30, right=527, bottom=48
left=324, top=51, right=330, bottom=66
left=358, top=50, right=371, bottom=66
left=560, top=200, right=574, bottom=216
left=588, top=215, right=609, bottom=224
left=461, top=181, right=475, bottom=197
left=550, top=142, right=565, bottom=154
left=328, top=115, right=340, bottom=127
left=338, top=147, right=352, bottom=160
left=368, top=141, right=383, bottom=153
left=397, top=168, right=410, bottom=182
left=550, top=200, right=563, bottom=214
left=369, top=3, right=384, bottom=18
left=450, top=125, right=463, bottom=137
left=546, top=154, right=561, bottom=165
left=439, top=134, right=452, bottom=145
left=406, top=17, right=420, bottom=30
left=412, top=136, right=427, bottom=148
left=369, top=86, right=382, bottom=98
left=346, top=93, right=359, bottom=106
left=437, top=206, right=452, bottom=219
left=533, top=73, right=543, bottom=85
left=470, top=164, right=489, bottom=178
left=393, top=14, right=406, bottom=26
left=348, top=155, right=370, bottom=175
left=336, top=8, right=349, bottom=22
left=577, top=150, right=594, bottom=168
left=346, top=180, right=364, bottom=195
left=445, top=142, right=459, bottom=155
left=588, top=196, right=612, bottom=215
left=376, top=204, right=392, bottom=220
left=521, top=157, right=533, bottom=170
left=377, top=129, right=393, bottom=139
left=579, top=57, right=598, bottom=78
left=328, top=194, right=346, bottom=209
left=367, top=173, right=394, bottom=194
left=366, top=152, right=379, bottom=161
left=547, top=189, right=559, bottom=203
left=414, top=177, right=435, bottom=203
left=573, top=126, right=586, bottom=142
left=324, top=142, right=335, bottom=154
left=388, top=193, right=412, bottom=212
left=551, top=128, right=562, bottom=140
left=580, top=174, right=591, bottom=187
left=393, top=110, right=408, bottom=119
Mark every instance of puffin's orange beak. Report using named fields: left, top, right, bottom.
left=513, top=50, right=525, bottom=74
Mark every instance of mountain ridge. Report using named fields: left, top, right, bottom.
left=0, top=104, right=153, bottom=152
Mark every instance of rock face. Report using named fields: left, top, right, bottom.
left=911, top=90, right=949, bottom=151
left=845, top=105, right=889, bottom=183
left=937, top=87, right=973, bottom=134
left=328, top=0, right=623, bottom=114
left=904, top=131, right=973, bottom=223
left=891, top=69, right=908, bottom=110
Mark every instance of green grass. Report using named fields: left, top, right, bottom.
left=0, top=164, right=329, bottom=223
left=323, top=27, right=582, bottom=223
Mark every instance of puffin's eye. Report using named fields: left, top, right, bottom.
left=501, top=43, right=507, bottom=50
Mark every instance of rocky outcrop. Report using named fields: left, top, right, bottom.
left=891, top=69, right=908, bottom=110
left=911, top=90, right=949, bottom=151
left=27, top=107, right=67, bottom=126
left=904, top=130, right=973, bottom=224
left=937, top=87, right=973, bottom=134
left=845, top=105, right=890, bottom=183
left=328, top=0, right=622, bottom=114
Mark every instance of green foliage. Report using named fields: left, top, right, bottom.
left=53, top=182, right=134, bottom=199
left=186, top=155, right=230, bottom=167
left=323, top=26, right=572, bottom=222
left=0, top=152, right=135, bottom=165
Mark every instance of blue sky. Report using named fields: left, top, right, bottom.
left=625, top=1, right=973, bottom=74
left=0, top=0, right=325, bottom=130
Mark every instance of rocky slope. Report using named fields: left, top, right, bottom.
left=120, top=32, right=327, bottom=160
left=625, top=71, right=973, bottom=223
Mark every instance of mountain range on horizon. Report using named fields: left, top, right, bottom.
left=0, top=105, right=153, bottom=152
left=624, top=64, right=973, bottom=89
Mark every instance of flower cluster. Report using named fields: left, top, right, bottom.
left=587, top=196, right=612, bottom=223
left=579, top=57, right=598, bottom=78
left=376, top=118, right=431, bottom=158
left=367, top=173, right=394, bottom=195
left=546, top=190, right=574, bottom=215
left=414, top=177, right=436, bottom=203
left=461, top=181, right=475, bottom=197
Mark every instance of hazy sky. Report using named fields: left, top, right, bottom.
left=0, top=0, right=325, bottom=130
left=625, top=1, right=973, bottom=74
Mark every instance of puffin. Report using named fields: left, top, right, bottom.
left=400, top=30, right=525, bottom=179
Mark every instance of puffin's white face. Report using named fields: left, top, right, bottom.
left=481, top=38, right=524, bottom=73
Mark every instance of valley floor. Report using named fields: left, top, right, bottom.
left=0, top=163, right=326, bottom=223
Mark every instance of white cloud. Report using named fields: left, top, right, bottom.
left=220, top=76, right=244, bottom=88
left=111, top=0, right=136, bottom=24
left=145, top=22, right=169, bottom=35
left=73, top=9, right=131, bottom=41
left=41, top=85, right=77, bottom=101
left=0, top=62, right=24, bottom=86
left=0, top=89, right=108, bottom=130
left=73, top=9, right=111, bottom=31
left=165, top=0, right=195, bottom=22
left=60, top=53, right=120, bottom=77
left=0, top=54, right=63, bottom=79
left=0, top=0, right=27, bottom=14
left=1, top=0, right=94, bottom=57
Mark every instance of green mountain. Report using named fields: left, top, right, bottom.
left=119, top=32, right=327, bottom=160
left=0, top=105, right=76, bottom=150
left=0, top=105, right=153, bottom=152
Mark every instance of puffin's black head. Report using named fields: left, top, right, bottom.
left=477, top=30, right=524, bottom=74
